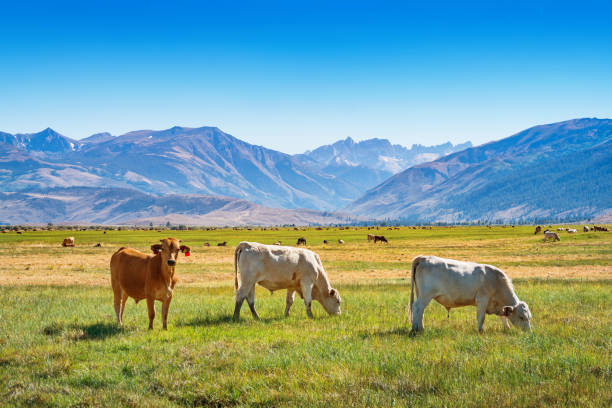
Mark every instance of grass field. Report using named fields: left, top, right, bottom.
left=1, top=226, right=611, bottom=407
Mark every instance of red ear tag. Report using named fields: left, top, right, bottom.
left=185, top=252, right=190, bottom=257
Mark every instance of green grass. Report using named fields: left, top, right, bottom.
left=1, top=226, right=611, bottom=406
left=1, top=281, right=611, bottom=407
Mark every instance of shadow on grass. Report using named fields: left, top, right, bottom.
left=176, top=314, right=284, bottom=327
left=359, top=327, right=450, bottom=339
left=360, top=327, right=413, bottom=339
left=176, top=314, right=235, bottom=327
left=43, top=321, right=126, bottom=340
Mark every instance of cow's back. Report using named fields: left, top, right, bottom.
left=414, top=256, right=487, bottom=306
left=238, top=242, right=319, bottom=290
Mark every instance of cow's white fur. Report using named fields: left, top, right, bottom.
left=410, top=255, right=532, bottom=332
left=233, top=242, right=341, bottom=320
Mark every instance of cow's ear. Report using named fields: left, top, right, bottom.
left=180, top=245, right=191, bottom=254
left=503, top=306, right=514, bottom=316
left=151, top=244, right=162, bottom=254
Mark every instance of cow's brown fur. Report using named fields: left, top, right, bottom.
left=110, top=237, right=190, bottom=330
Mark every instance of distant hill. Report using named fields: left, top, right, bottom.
left=0, top=187, right=358, bottom=226
left=0, top=126, right=464, bottom=211
left=347, top=118, right=612, bottom=223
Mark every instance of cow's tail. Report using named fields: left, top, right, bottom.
left=410, top=256, right=424, bottom=325
left=234, top=242, right=249, bottom=291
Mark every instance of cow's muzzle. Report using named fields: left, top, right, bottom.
left=167, top=259, right=176, bottom=266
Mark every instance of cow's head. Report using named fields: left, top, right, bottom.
left=317, top=287, right=342, bottom=316
left=151, top=238, right=190, bottom=267
left=503, top=301, right=532, bottom=331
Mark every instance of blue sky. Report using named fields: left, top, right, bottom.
left=1, top=0, right=611, bottom=153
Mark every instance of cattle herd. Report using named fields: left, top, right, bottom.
left=104, top=231, right=543, bottom=333
left=534, top=225, right=608, bottom=241
left=45, top=225, right=607, bottom=332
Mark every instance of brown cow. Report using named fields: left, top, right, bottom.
left=110, top=238, right=190, bottom=330
left=374, top=235, right=388, bottom=243
left=534, top=226, right=542, bottom=235
left=297, top=237, right=307, bottom=246
left=217, top=241, right=228, bottom=246
left=62, top=237, right=75, bottom=247
left=367, top=234, right=374, bottom=242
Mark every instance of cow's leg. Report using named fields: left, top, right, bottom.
left=119, top=292, right=129, bottom=325
left=161, top=295, right=173, bottom=330
left=284, top=290, right=295, bottom=317
left=500, top=316, right=511, bottom=330
left=300, top=280, right=315, bottom=318
left=475, top=296, right=489, bottom=333
left=411, top=295, right=431, bottom=331
left=233, top=282, right=251, bottom=320
left=147, top=297, right=155, bottom=330
left=246, top=286, right=260, bottom=320
left=113, top=288, right=122, bottom=325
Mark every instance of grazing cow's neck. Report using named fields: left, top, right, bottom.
left=498, top=275, right=519, bottom=307
left=315, top=270, right=332, bottom=294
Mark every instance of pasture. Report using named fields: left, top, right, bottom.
left=1, top=226, right=611, bottom=407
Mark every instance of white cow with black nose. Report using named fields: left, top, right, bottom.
left=410, top=255, right=532, bottom=332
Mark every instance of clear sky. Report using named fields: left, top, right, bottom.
left=1, top=0, right=611, bottom=153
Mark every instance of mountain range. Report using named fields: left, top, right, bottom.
left=1, top=118, right=610, bottom=225
left=0, top=126, right=467, bottom=212
left=348, top=118, right=612, bottom=223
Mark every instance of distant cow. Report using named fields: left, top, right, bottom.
left=534, top=226, right=542, bottom=235
left=203, top=242, right=210, bottom=247
left=544, top=231, right=561, bottom=241
left=323, top=240, right=328, bottom=244
left=367, top=234, right=374, bottom=241
left=583, top=226, right=590, bottom=232
left=62, top=237, right=75, bottom=247
left=273, top=241, right=282, bottom=245
left=567, top=229, right=577, bottom=233
left=557, top=227, right=564, bottom=232
left=373, top=235, right=388, bottom=243
left=593, top=226, right=609, bottom=232
left=297, top=237, right=307, bottom=246
left=110, top=238, right=190, bottom=329
left=94, top=243, right=102, bottom=247
left=338, top=239, right=344, bottom=244
left=233, top=242, right=341, bottom=320
left=410, top=255, right=532, bottom=332
left=217, top=241, right=227, bottom=247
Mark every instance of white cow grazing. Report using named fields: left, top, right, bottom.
left=233, top=242, right=341, bottom=320
left=410, top=256, right=532, bottom=332
left=544, top=231, right=561, bottom=241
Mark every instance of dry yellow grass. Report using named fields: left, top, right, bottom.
left=1, top=233, right=610, bottom=286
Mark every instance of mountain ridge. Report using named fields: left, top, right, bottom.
left=347, top=118, right=612, bottom=222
